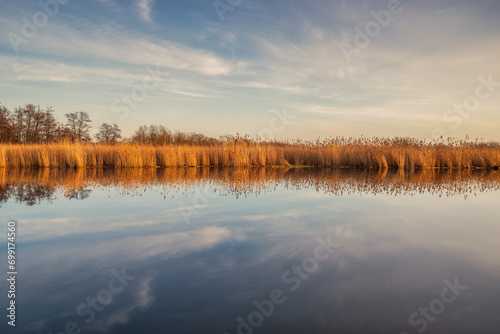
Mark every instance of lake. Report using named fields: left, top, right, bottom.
left=1, top=168, right=500, bottom=334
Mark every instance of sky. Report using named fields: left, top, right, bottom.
left=0, top=0, right=499, bottom=141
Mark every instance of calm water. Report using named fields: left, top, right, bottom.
left=1, top=168, right=500, bottom=334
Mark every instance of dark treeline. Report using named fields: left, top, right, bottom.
left=0, top=103, right=95, bottom=144
left=131, top=124, right=220, bottom=146
left=0, top=103, right=221, bottom=145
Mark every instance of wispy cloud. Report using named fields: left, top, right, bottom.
left=137, top=0, right=154, bottom=22
left=0, top=16, right=236, bottom=76
left=0, top=0, right=499, bottom=140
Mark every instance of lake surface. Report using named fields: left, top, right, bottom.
left=1, top=168, right=500, bottom=334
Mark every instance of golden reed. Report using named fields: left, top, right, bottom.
left=0, top=139, right=499, bottom=169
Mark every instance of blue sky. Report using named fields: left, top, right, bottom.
left=1, top=0, right=499, bottom=140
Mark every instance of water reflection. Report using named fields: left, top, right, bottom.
left=1, top=168, right=500, bottom=334
left=1, top=167, right=500, bottom=206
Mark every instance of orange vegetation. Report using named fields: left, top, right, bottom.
left=0, top=138, right=499, bottom=169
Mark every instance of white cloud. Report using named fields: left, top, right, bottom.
left=0, top=16, right=236, bottom=76
left=101, top=277, right=155, bottom=328
left=137, top=0, right=154, bottom=22
left=0, top=1, right=499, bottom=139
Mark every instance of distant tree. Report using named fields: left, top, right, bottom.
left=55, top=122, right=72, bottom=142
left=1, top=105, right=221, bottom=146
left=173, top=130, right=187, bottom=145
left=12, top=105, right=27, bottom=143
left=130, top=124, right=219, bottom=146
left=39, top=107, right=58, bottom=143
left=95, top=123, right=122, bottom=144
left=22, top=104, right=37, bottom=143
left=0, top=104, right=14, bottom=143
left=147, top=124, right=172, bottom=145
left=9, top=104, right=49, bottom=143
left=131, top=125, right=149, bottom=144
left=65, top=111, right=92, bottom=142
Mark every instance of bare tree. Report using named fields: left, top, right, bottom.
left=95, top=123, right=122, bottom=144
left=1, top=104, right=219, bottom=146
left=40, top=107, right=58, bottom=143
left=129, top=124, right=217, bottom=146
left=131, top=125, right=149, bottom=144
left=56, top=122, right=72, bottom=142
left=0, top=104, right=14, bottom=143
left=9, top=104, right=43, bottom=143
left=12, top=105, right=26, bottom=143
left=65, top=111, right=92, bottom=142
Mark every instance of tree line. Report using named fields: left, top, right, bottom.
left=0, top=103, right=220, bottom=145
left=0, top=104, right=97, bottom=143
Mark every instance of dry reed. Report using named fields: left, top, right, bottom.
left=0, top=138, right=499, bottom=169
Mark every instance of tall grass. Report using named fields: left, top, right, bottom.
left=0, top=138, right=499, bottom=169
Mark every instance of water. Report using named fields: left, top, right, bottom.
left=1, top=168, right=500, bottom=334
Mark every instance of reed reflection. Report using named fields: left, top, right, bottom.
left=1, top=167, right=499, bottom=206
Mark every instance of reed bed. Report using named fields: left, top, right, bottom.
left=0, top=138, right=499, bottom=169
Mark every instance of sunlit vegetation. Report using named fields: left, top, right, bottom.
left=0, top=138, right=499, bottom=169
left=1, top=103, right=499, bottom=169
